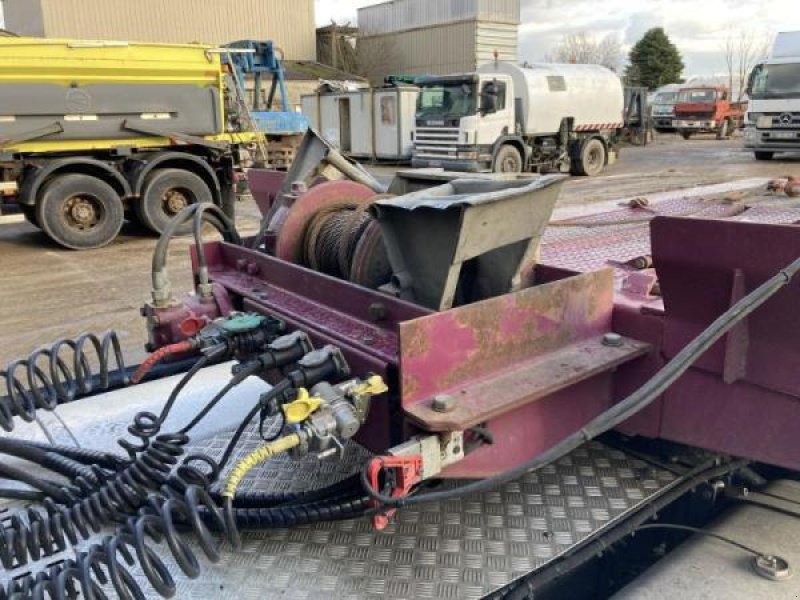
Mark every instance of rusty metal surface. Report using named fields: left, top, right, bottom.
left=405, top=335, right=649, bottom=431
left=398, top=269, right=615, bottom=407
left=246, top=169, right=286, bottom=217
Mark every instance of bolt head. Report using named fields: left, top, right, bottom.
left=431, top=394, right=456, bottom=413
left=602, top=332, right=624, bottom=347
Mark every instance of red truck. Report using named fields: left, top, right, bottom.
left=673, top=85, right=746, bottom=139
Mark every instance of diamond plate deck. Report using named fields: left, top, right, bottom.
left=0, top=368, right=677, bottom=600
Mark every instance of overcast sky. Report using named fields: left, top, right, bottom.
left=315, top=0, right=800, bottom=76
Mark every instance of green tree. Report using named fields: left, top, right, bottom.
left=626, top=28, right=684, bottom=89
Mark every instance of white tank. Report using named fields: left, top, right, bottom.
left=477, top=62, right=624, bottom=136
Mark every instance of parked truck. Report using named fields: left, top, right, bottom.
left=0, top=37, right=294, bottom=250
left=411, top=61, right=624, bottom=176
left=650, top=83, right=681, bottom=131
left=673, top=85, right=745, bottom=140
left=744, top=31, right=800, bottom=160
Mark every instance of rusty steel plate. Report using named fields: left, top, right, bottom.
left=274, top=180, right=376, bottom=264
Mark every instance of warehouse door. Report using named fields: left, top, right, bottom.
left=339, top=98, right=351, bottom=153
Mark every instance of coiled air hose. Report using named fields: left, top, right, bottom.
left=363, top=252, right=800, bottom=508
left=0, top=331, right=126, bottom=432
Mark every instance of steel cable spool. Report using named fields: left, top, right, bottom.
left=301, top=193, right=394, bottom=287
left=0, top=331, right=127, bottom=432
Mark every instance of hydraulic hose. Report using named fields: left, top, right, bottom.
left=363, top=253, right=800, bottom=508
left=151, top=202, right=241, bottom=305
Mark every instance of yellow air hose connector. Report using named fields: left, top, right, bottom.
left=222, top=433, right=302, bottom=499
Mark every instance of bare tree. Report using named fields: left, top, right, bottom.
left=546, top=32, right=622, bottom=71
left=355, top=35, right=400, bottom=84
left=722, top=29, right=773, bottom=101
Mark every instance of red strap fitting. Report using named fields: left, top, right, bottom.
left=367, top=454, right=423, bottom=530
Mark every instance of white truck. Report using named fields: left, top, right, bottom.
left=411, top=61, right=624, bottom=176
left=744, top=31, right=800, bottom=160
left=650, top=83, right=681, bottom=131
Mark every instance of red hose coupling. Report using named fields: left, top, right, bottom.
left=367, top=454, right=423, bottom=530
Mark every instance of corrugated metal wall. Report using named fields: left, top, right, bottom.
left=7, top=0, right=315, bottom=59
left=358, top=21, right=517, bottom=82
left=359, top=0, right=519, bottom=36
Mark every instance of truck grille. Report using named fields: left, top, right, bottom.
left=764, top=112, right=800, bottom=129
left=414, top=126, right=460, bottom=158
left=675, top=111, right=714, bottom=120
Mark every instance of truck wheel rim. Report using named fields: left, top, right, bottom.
left=162, top=188, right=192, bottom=215
left=501, top=155, right=519, bottom=172
left=63, top=195, right=102, bottom=230
left=587, top=147, right=601, bottom=170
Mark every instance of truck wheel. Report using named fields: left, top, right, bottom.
left=493, top=145, right=523, bottom=173
left=754, top=151, right=774, bottom=161
left=35, top=174, right=124, bottom=250
left=136, top=168, right=212, bottom=235
left=572, top=138, right=606, bottom=177
left=680, top=130, right=693, bottom=140
left=20, top=204, right=40, bottom=228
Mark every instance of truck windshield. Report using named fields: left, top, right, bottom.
left=654, top=91, right=677, bottom=104
left=750, top=63, right=800, bottom=99
left=677, top=89, right=716, bottom=103
left=416, top=81, right=476, bottom=120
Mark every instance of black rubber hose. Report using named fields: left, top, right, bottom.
left=494, top=458, right=749, bottom=600
left=0, top=438, right=105, bottom=484
left=0, top=462, right=70, bottom=502
left=179, top=359, right=262, bottom=434
left=363, top=252, right=800, bottom=508
left=216, top=473, right=364, bottom=509
left=217, top=379, right=292, bottom=471
left=151, top=202, right=241, bottom=298
left=21, top=440, right=128, bottom=471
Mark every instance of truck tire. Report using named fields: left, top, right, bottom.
left=20, top=204, right=40, bottom=228
left=35, top=173, right=124, bottom=250
left=493, top=145, right=523, bottom=174
left=754, top=151, right=774, bottom=161
left=680, top=130, right=693, bottom=140
left=572, top=138, right=606, bottom=177
left=135, top=168, right=212, bottom=235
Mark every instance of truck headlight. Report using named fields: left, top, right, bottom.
left=457, top=151, right=478, bottom=160
left=756, top=115, right=772, bottom=128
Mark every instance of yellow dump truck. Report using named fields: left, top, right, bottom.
left=0, top=37, right=262, bottom=249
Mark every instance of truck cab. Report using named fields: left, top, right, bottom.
left=673, top=85, right=744, bottom=139
left=650, top=84, right=680, bottom=131
left=744, top=31, right=800, bottom=160
left=412, top=73, right=515, bottom=172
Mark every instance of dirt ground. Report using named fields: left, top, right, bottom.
left=1, top=133, right=798, bottom=367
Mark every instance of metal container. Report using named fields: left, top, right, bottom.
left=358, top=20, right=518, bottom=79
left=301, top=85, right=419, bottom=160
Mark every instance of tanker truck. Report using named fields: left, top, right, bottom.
left=411, top=61, right=624, bottom=176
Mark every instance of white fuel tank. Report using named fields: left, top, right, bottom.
left=478, top=62, right=624, bottom=135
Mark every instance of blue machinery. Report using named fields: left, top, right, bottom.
left=223, top=39, right=309, bottom=136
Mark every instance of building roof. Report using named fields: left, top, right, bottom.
left=283, top=60, right=365, bottom=82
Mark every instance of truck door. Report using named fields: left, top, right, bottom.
left=476, top=78, right=514, bottom=146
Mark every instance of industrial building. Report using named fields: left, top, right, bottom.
left=0, top=0, right=316, bottom=59
left=357, top=0, right=519, bottom=81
